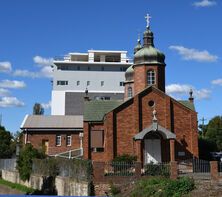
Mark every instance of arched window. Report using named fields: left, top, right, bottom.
left=147, top=70, right=155, bottom=85
left=128, top=87, right=133, bottom=98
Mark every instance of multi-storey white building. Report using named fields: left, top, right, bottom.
left=51, top=50, right=132, bottom=115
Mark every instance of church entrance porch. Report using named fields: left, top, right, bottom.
left=134, top=120, right=176, bottom=164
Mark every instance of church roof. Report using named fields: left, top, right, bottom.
left=84, top=100, right=123, bottom=122
left=178, top=100, right=195, bottom=111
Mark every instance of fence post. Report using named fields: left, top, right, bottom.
left=210, top=161, right=219, bottom=181
left=134, top=162, right=142, bottom=179
left=92, top=161, right=105, bottom=183
left=170, top=161, right=178, bottom=180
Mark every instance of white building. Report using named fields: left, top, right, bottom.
left=51, top=50, right=132, bottom=115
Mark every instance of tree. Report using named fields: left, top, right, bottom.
left=205, top=116, right=222, bottom=150
left=33, top=103, right=44, bottom=115
left=0, top=126, right=14, bottom=158
left=17, top=144, right=45, bottom=181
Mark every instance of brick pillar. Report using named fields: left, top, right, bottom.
left=170, top=139, right=175, bottom=162
left=134, top=162, right=142, bottom=179
left=210, top=161, right=219, bottom=181
left=170, top=161, right=178, bottom=180
left=93, top=162, right=105, bottom=183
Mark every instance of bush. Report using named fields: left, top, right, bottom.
left=16, top=144, right=45, bottom=181
left=144, top=163, right=170, bottom=177
left=131, top=177, right=195, bottom=197
left=112, top=154, right=137, bottom=163
left=110, top=183, right=121, bottom=196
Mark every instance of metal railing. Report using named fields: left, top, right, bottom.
left=219, top=162, right=222, bottom=175
left=192, top=158, right=210, bottom=173
left=143, top=162, right=170, bottom=177
left=0, top=159, right=17, bottom=171
left=104, top=162, right=136, bottom=176
left=50, top=148, right=83, bottom=159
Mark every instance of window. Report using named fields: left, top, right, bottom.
left=119, top=81, right=124, bottom=86
left=101, top=66, right=104, bottom=71
left=94, top=96, right=110, bottom=100
left=77, top=81, right=80, bottom=86
left=87, top=66, right=91, bottom=70
left=90, top=130, right=104, bottom=152
left=57, top=80, right=68, bottom=85
left=120, top=67, right=127, bottom=71
left=128, top=87, right=133, bottom=98
left=147, top=70, right=155, bottom=85
left=77, top=66, right=80, bottom=70
left=87, top=81, right=90, bottom=86
left=56, top=135, right=61, bottom=146
left=66, top=135, right=72, bottom=146
left=101, top=81, right=104, bottom=86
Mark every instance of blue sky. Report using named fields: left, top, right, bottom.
left=0, top=0, right=221, bottom=133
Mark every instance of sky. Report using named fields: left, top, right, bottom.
left=0, top=0, right=221, bottom=133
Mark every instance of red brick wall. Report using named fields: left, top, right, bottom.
left=134, top=65, right=165, bottom=95
left=26, top=131, right=81, bottom=155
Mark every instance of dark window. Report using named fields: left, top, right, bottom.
left=148, top=100, right=155, bottom=107
left=57, top=80, right=68, bottom=85
left=119, top=81, right=124, bottom=86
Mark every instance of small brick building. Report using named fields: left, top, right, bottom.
left=83, top=25, right=199, bottom=164
left=21, top=115, right=83, bottom=156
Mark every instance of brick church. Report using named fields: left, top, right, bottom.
left=83, top=19, right=199, bottom=164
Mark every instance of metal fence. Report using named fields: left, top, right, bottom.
left=143, top=162, right=170, bottom=177
left=192, top=158, right=210, bottom=173
left=0, top=159, right=17, bottom=171
left=104, top=162, right=136, bottom=176
left=219, top=162, right=222, bottom=176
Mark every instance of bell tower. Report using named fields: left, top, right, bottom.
left=133, top=14, right=166, bottom=94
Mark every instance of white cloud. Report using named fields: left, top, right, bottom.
left=13, top=56, right=53, bottom=78
left=13, top=69, right=40, bottom=78
left=0, top=97, right=24, bottom=107
left=0, top=80, right=26, bottom=89
left=41, top=101, right=51, bottom=109
left=169, top=45, right=218, bottom=62
left=0, top=88, right=10, bottom=97
left=211, top=78, right=222, bottom=86
left=166, top=84, right=211, bottom=100
left=0, top=61, right=12, bottom=73
left=33, top=56, right=53, bottom=67
left=193, top=0, right=217, bottom=7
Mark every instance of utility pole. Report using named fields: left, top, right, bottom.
left=200, top=117, right=207, bottom=136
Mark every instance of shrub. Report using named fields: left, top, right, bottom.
left=16, top=144, right=45, bottom=181
left=110, top=183, right=121, bottom=196
left=144, top=163, right=170, bottom=177
left=131, top=177, right=195, bottom=197
left=112, top=154, right=137, bottom=163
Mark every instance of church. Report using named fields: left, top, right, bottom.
left=83, top=16, right=199, bottom=164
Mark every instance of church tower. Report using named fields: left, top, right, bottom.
left=133, top=14, right=166, bottom=95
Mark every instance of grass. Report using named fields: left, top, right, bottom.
left=0, top=178, right=36, bottom=194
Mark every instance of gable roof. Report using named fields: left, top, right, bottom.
left=84, top=100, right=123, bottom=122
left=21, top=115, right=83, bottom=129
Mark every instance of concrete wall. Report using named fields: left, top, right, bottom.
left=55, top=176, right=89, bottom=196
left=1, top=170, right=90, bottom=196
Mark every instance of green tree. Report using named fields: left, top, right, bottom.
left=205, top=116, right=222, bottom=150
left=17, top=144, right=45, bottom=181
left=0, top=126, right=14, bottom=158
left=33, top=103, right=44, bottom=115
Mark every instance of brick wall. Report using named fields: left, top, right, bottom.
left=25, top=130, right=81, bottom=155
